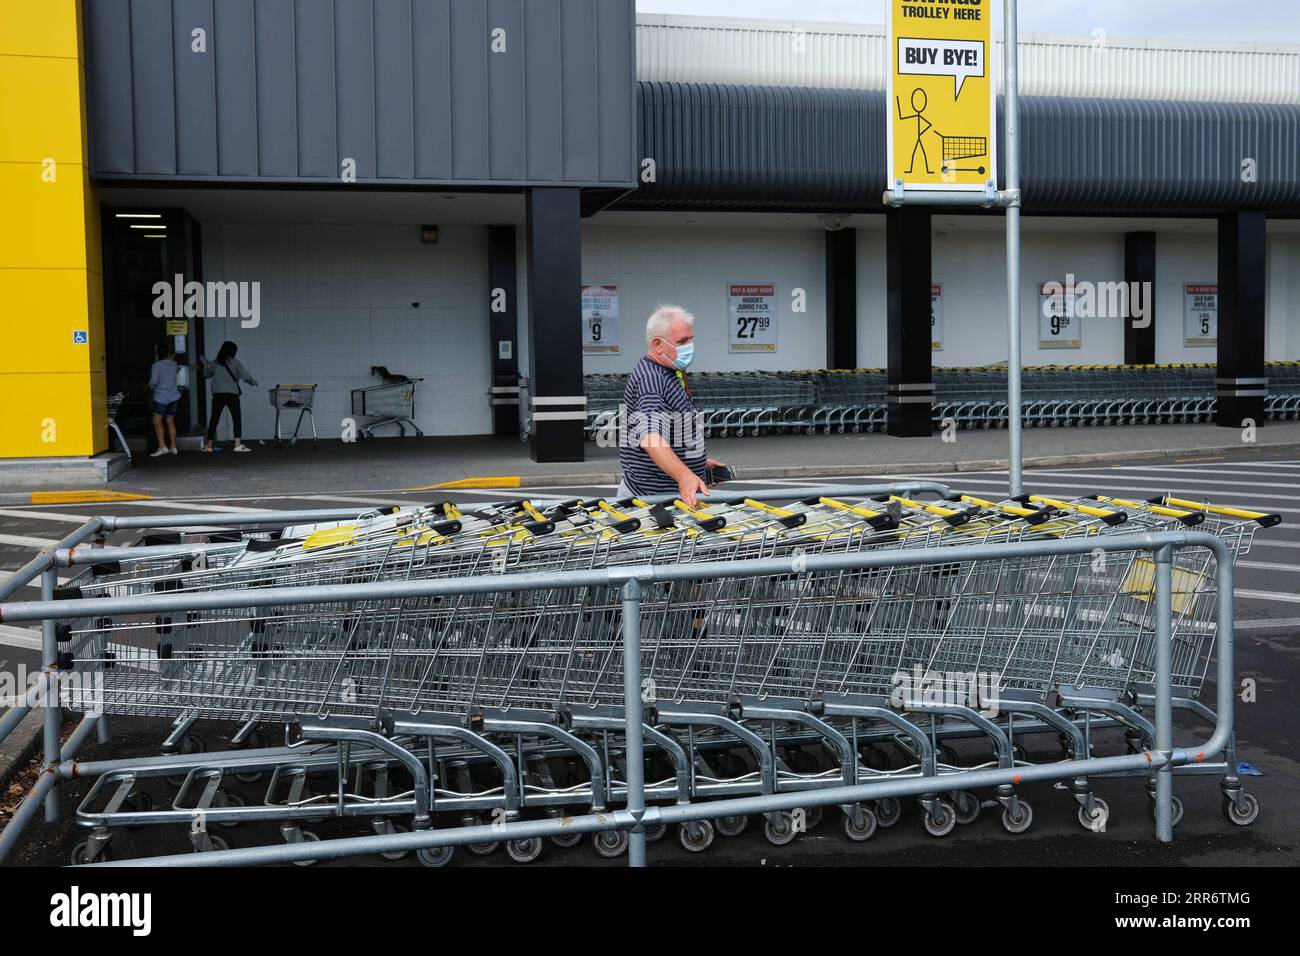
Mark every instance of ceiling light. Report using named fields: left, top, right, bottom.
left=115, top=212, right=163, bottom=219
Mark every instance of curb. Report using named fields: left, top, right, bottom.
left=0, top=707, right=44, bottom=794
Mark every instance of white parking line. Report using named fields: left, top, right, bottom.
left=0, top=532, right=57, bottom=549
left=0, top=624, right=41, bottom=650
left=1236, top=589, right=1300, bottom=604
left=0, top=508, right=105, bottom=524
left=123, top=500, right=270, bottom=513
left=294, top=494, right=427, bottom=508
left=0, top=570, right=73, bottom=590
left=1236, top=617, right=1300, bottom=630
left=1238, top=559, right=1300, bottom=573
left=1108, top=465, right=1300, bottom=480
left=1025, top=469, right=1300, bottom=491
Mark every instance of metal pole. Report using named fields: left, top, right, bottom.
left=621, top=578, right=647, bottom=867
left=1005, top=0, right=1023, bottom=497
left=1153, top=543, right=1174, bottom=842
left=39, top=566, right=60, bottom=822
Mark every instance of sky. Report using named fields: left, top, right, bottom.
left=634, top=0, right=1300, bottom=45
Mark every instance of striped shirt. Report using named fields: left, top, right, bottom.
left=618, top=356, right=708, bottom=497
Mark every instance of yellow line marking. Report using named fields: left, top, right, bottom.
left=405, top=476, right=522, bottom=491
left=30, top=490, right=153, bottom=504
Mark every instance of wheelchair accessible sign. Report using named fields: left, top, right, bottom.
left=887, top=0, right=996, bottom=192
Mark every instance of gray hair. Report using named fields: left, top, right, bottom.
left=646, top=304, right=694, bottom=347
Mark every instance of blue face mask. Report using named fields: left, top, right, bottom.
left=671, top=341, right=695, bottom=370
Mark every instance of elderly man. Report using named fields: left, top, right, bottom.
left=616, top=305, right=727, bottom=507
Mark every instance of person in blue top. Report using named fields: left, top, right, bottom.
left=147, top=343, right=182, bottom=457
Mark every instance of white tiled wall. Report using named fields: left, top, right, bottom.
left=199, top=218, right=1300, bottom=444
left=578, top=225, right=829, bottom=373
left=200, top=224, right=491, bottom=440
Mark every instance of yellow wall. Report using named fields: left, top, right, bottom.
left=0, top=0, right=107, bottom=458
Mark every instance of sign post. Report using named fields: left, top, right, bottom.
left=884, top=0, right=1023, bottom=495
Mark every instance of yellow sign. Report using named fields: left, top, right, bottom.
left=888, top=0, right=996, bottom=192
left=166, top=319, right=188, bottom=335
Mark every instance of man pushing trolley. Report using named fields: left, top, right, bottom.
left=616, top=305, right=730, bottom=506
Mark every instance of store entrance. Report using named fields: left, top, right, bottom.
left=102, top=208, right=205, bottom=452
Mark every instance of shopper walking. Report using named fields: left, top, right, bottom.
left=147, top=343, right=182, bottom=457
left=617, top=305, right=727, bottom=507
left=201, top=340, right=257, bottom=453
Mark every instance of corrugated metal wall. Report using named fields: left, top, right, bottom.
left=85, top=0, right=637, bottom=186
left=624, top=84, right=1300, bottom=215
left=636, top=15, right=1300, bottom=105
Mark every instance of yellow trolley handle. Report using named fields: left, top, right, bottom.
left=957, top=494, right=1054, bottom=526
left=591, top=499, right=641, bottom=535
left=742, top=498, right=809, bottom=530
left=1091, top=495, right=1204, bottom=527
left=1018, top=494, right=1127, bottom=527
left=670, top=499, right=727, bottom=533
left=1152, top=496, right=1282, bottom=528
left=887, top=495, right=973, bottom=527
left=816, top=497, right=900, bottom=531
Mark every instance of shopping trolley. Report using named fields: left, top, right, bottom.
left=106, top=391, right=131, bottom=460
left=268, top=384, right=319, bottom=447
left=350, top=371, right=424, bottom=438
left=939, top=135, right=987, bottom=175
left=6, top=480, right=1272, bottom=866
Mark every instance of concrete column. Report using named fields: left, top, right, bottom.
left=886, top=207, right=933, bottom=437
left=525, top=188, right=585, bottom=462
left=1216, top=212, right=1267, bottom=428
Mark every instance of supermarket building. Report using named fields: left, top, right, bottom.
left=3, top=2, right=1300, bottom=466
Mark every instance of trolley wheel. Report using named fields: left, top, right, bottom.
left=763, top=813, right=798, bottom=847
left=215, top=790, right=246, bottom=827
left=70, top=840, right=113, bottom=865
left=644, top=822, right=668, bottom=842
left=923, top=801, right=957, bottom=838
left=416, top=845, right=454, bottom=868
left=121, top=791, right=154, bottom=830
left=842, top=806, right=878, bottom=843
left=550, top=831, right=583, bottom=849
left=874, top=797, right=902, bottom=828
left=1078, top=797, right=1110, bottom=832
left=197, top=833, right=232, bottom=854
left=952, top=790, right=981, bottom=825
left=1150, top=795, right=1184, bottom=827
left=289, top=830, right=319, bottom=865
left=861, top=744, right=892, bottom=771
left=679, top=819, right=715, bottom=853
left=1222, top=792, right=1260, bottom=826
left=380, top=823, right=411, bottom=860
left=715, top=814, right=748, bottom=838
left=805, top=426, right=816, bottom=436
left=467, top=839, right=500, bottom=856
left=1001, top=801, right=1034, bottom=834
left=592, top=828, right=629, bottom=858
left=506, top=838, right=543, bottom=864
left=803, top=805, right=824, bottom=831
left=939, top=744, right=960, bottom=767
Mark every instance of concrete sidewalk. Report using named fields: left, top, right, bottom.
left=2, top=420, right=1298, bottom=501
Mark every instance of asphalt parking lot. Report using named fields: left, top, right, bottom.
left=1, top=451, right=1297, bottom=867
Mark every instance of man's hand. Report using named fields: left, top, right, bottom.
left=677, top=470, right=709, bottom=508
